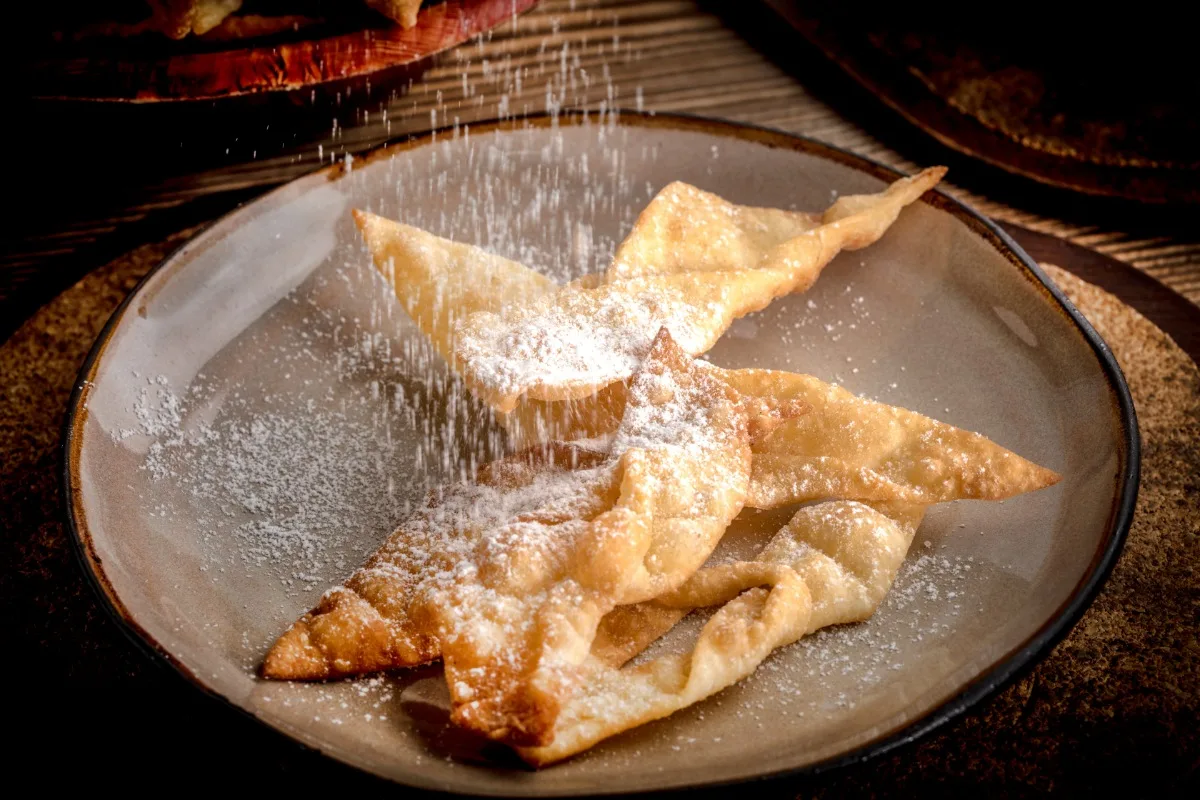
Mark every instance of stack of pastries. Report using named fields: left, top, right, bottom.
left=260, top=166, right=1060, bottom=765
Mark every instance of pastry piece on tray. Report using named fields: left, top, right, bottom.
left=147, top=0, right=243, bottom=38
left=263, top=331, right=793, bottom=745
left=109, top=0, right=426, bottom=39
left=262, top=441, right=611, bottom=679
left=542, top=384, right=1059, bottom=764
left=356, top=168, right=946, bottom=414
left=366, top=0, right=425, bottom=28
left=352, top=210, right=628, bottom=443
left=520, top=501, right=925, bottom=765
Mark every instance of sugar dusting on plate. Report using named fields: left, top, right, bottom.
left=104, top=118, right=984, bottom=765
left=127, top=374, right=402, bottom=593
left=113, top=304, right=985, bottom=757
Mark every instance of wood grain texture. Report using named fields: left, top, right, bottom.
left=2, top=0, right=1198, bottom=334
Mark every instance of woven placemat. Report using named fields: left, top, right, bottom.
left=0, top=239, right=1196, bottom=793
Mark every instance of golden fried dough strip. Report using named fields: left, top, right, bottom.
left=723, top=369, right=1061, bottom=507
left=261, top=444, right=610, bottom=680
left=506, top=365, right=1059, bottom=507
left=455, top=268, right=782, bottom=411
left=519, top=501, right=925, bottom=766
left=366, top=0, right=424, bottom=28
left=606, top=182, right=819, bottom=281
left=351, top=209, right=620, bottom=445
left=114, top=0, right=422, bottom=39
left=606, top=168, right=943, bottom=281
left=265, top=332, right=784, bottom=747
left=353, top=169, right=943, bottom=424
left=352, top=210, right=554, bottom=368
left=453, top=168, right=945, bottom=413
left=147, top=0, right=243, bottom=38
left=444, top=332, right=769, bottom=745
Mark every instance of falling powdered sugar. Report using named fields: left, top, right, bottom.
left=456, top=280, right=708, bottom=401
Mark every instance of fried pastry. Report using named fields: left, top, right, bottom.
left=147, top=0, right=243, bottom=37
left=351, top=210, right=623, bottom=442
left=721, top=368, right=1062, bottom=507
left=87, top=0, right=426, bottom=40
left=264, top=331, right=790, bottom=746
left=262, top=441, right=612, bottom=680
left=458, top=168, right=944, bottom=412
left=351, top=210, right=554, bottom=368
left=366, top=0, right=424, bottom=28
left=519, top=501, right=926, bottom=765
left=606, top=169, right=945, bottom=282
left=500, top=365, right=1060, bottom=509
left=355, top=168, right=945, bottom=414
left=499, top=168, right=947, bottom=437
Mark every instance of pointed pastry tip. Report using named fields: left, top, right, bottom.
left=986, top=452, right=1062, bottom=501
left=261, top=619, right=331, bottom=681
left=924, top=165, right=949, bottom=182
left=353, top=209, right=398, bottom=241
left=261, top=587, right=400, bottom=681
left=1034, top=463, right=1063, bottom=490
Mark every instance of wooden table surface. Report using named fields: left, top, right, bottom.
left=2, top=0, right=1199, bottom=339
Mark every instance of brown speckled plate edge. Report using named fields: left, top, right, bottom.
left=61, top=110, right=1140, bottom=796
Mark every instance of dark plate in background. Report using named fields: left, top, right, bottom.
left=766, top=0, right=1200, bottom=204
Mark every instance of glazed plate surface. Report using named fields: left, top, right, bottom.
left=65, top=113, right=1136, bottom=795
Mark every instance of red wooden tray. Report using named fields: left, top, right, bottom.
left=26, top=0, right=537, bottom=102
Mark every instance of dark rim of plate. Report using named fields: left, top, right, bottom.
left=61, top=109, right=1140, bottom=797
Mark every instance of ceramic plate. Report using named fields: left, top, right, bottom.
left=64, top=113, right=1138, bottom=795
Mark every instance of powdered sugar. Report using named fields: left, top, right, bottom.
left=613, top=346, right=731, bottom=457
left=367, top=455, right=616, bottom=597
left=457, top=281, right=705, bottom=398
left=118, top=374, right=183, bottom=439
left=132, top=377, right=410, bottom=592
